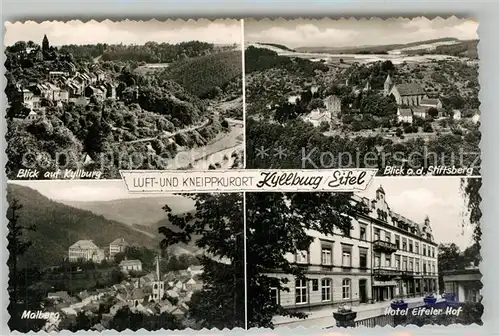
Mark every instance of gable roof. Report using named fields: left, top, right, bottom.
left=69, top=240, right=99, bottom=250
left=420, top=98, right=441, bottom=105
left=398, top=108, right=413, bottom=117
left=395, top=83, right=425, bottom=96
left=110, top=238, right=127, bottom=246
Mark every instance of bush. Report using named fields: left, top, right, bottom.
left=395, top=128, right=403, bottom=137
left=423, top=123, right=434, bottom=133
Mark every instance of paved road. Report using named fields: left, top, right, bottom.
left=117, top=117, right=211, bottom=145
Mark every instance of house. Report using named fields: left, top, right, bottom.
left=105, top=82, right=117, bottom=99
left=119, top=259, right=143, bottom=273
left=419, top=98, right=443, bottom=109
left=110, top=302, right=129, bottom=316
left=109, top=238, right=128, bottom=257
left=471, top=113, right=480, bottom=124
left=128, top=288, right=147, bottom=308
left=287, top=95, right=300, bottom=105
left=187, top=265, right=203, bottom=278
left=24, top=110, right=39, bottom=124
left=47, top=291, right=71, bottom=303
left=84, top=86, right=106, bottom=100
left=384, top=75, right=426, bottom=106
left=49, top=71, right=69, bottom=79
left=442, top=267, right=482, bottom=303
left=166, top=290, right=179, bottom=298
left=397, top=108, right=413, bottom=124
left=74, top=96, right=89, bottom=106
left=302, top=109, right=331, bottom=128
left=68, top=240, right=105, bottom=263
left=323, top=95, right=342, bottom=117
left=453, top=109, right=462, bottom=120
left=412, top=107, right=428, bottom=119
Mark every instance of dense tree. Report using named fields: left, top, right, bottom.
left=7, top=198, right=45, bottom=332
left=246, top=192, right=364, bottom=328
left=159, top=193, right=244, bottom=329
left=42, top=34, right=50, bottom=52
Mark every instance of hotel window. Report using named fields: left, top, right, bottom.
left=311, top=279, right=319, bottom=291
left=403, top=257, right=408, bottom=271
left=402, top=238, right=407, bottom=251
left=359, top=249, right=368, bottom=269
left=360, top=226, right=367, bottom=240
left=270, top=287, right=279, bottom=305
left=321, top=246, right=333, bottom=266
left=374, top=228, right=380, bottom=241
left=415, top=242, right=420, bottom=255
left=296, top=250, right=308, bottom=264
left=416, top=261, right=420, bottom=272
left=385, top=255, right=391, bottom=267
left=342, top=279, right=351, bottom=300
left=432, top=264, right=435, bottom=274
left=432, top=248, right=435, bottom=258
left=374, top=253, right=381, bottom=267
left=342, top=245, right=352, bottom=267
left=395, top=235, right=400, bottom=249
left=423, top=263, right=427, bottom=273
left=409, top=240, right=413, bottom=253
left=321, top=278, right=332, bottom=301
left=385, top=232, right=391, bottom=242
left=395, top=255, right=401, bottom=270
left=295, top=279, right=308, bottom=304
left=342, top=225, right=351, bottom=237
left=423, top=245, right=427, bottom=256
left=409, top=260, right=413, bottom=271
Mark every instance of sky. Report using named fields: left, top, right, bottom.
left=4, top=19, right=242, bottom=46
left=9, top=177, right=475, bottom=250
left=9, top=179, right=194, bottom=204
left=245, top=17, right=478, bottom=48
left=359, top=177, right=474, bottom=251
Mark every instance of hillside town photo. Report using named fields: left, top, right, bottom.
left=5, top=20, right=244, bottom=180
left=245, top=18, right=480, bottom=175
left=7, top=180, right=244, bottom=332
left=245, top=177, right=482, bottom=328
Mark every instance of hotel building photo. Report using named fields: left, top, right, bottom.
left=267, top=185, right=439, bottom=311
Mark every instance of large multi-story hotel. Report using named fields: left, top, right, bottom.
left=268, top=186, right=439, bottom=310
left=68, top=240, right=105, bottom=263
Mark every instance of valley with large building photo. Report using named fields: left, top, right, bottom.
left=7, top=180, right=244, bottom=332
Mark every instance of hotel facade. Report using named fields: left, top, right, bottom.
left=268, top=186, right=439, bottom=310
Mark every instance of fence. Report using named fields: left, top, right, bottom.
left=355, top=314, right=396, bottom=328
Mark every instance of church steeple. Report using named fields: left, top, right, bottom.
left=152, top=254, right=164, bottom=303
left=384, top=74, right=393, bottom=96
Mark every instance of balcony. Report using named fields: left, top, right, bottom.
left=373, top=240, right=398, bottom=253
left=373, top=266, right=400, bottom=280
left=401, top=270, right=417, bottom=279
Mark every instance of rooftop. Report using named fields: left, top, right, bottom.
left=396, top=83, right=426, bottom=96
left=69, top=240, right=99, bottom=250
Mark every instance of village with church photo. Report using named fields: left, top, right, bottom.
left=244, top=18, right=480, bottom=175
left=245, top=177, right=482, bottom=329
left=6, top=180, right=244, bottom=332
left=5, top=20, right=244, bottom=180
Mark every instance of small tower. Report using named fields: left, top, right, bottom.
left=376, top=185, right=385, bottom=200
left=151, top=255, right=164, bottom=303
left=384, top=74, right=393, bottom=96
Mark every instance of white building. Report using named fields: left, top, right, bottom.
left=68, top=240, right=105, bottom=263
left=442, top=267, right=481, bottom=303
left=268, top=186, right=439, bottom=310
left=110, top=238, right=128, bottom=257
left=119, top=259, right=143, bottom=273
